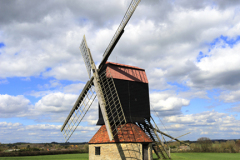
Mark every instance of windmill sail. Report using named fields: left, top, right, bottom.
left=80, top=35, right=92, bottom=78
left=98, top=67, right=127, bottom=138
left=90, top=63, right=127, bottom=141
left=61, top=0, right=140, bottom=143
left=61, top=77, right=96, bottom=142
left=98, top=0, right=141, bottom=71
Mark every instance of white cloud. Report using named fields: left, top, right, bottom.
left=63, top=82, right=86, bottom=94
left=1, top=0, right=240, bottom=143
left=28, top=133, right=37, bottom=135
left=25, top=124, right=61, bottom=130
left=0, top=122, right=98, bottom=143
left=0, top=94, right=31, bottom=118
left=154, top=110, right=240, bottom=140
left=229, top=105, right=240, bottom=112
left=150, top=92, right=190, bottom=116
left=34, top=92, right=78, bottom=113
left=220, top=90, right=240, bottom=103
left=188, top=42, right=240, bottom=89
left=165, top=110, right=227, bottom=125
left=0, top=122, right=22, bottom=128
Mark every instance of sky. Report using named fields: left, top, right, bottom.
left=1, top=0, right=240, bottom=143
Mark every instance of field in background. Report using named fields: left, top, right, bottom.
left=1, top=153, right=240, bottom=160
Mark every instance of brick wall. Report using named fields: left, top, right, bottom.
left=89, top=143, right=153, bottom=160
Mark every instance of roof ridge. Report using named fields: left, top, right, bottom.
left=106, top=62, right=145, bottom=71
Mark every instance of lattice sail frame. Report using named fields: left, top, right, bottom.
left=80, top=35, right=92, bottom=78
left=102, top=0, right=140, bottom=57
left=98, top=67, right=127, bottom=138
left=61, top=79, right=97, bottom=142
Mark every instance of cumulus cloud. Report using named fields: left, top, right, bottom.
left=0, top=94, right=31, bottom=118
left=157, top=110, right=240, bottom=140
left=165, top=110, right=227, bottom=125
left=1, top=0, right=240, bottom=92
left=150, top=92, right=190, bottom=116
left=63, top=82, right=86, bottom=94
left=219, top=90, right=240, bottom=103
left=188, top=42, right=240, bottom=89
left=0, top=122, right=98, bottom=143
left=34, top=92, right=78, bottom=113
left=1, top=0, right=240, bottom=142
left=229, top=105, right=240, bottom=112
left=27, top=91, right=99, bottom=125
left=0, top=91, right=98, bottom=125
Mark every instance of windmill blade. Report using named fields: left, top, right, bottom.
left=61, top=77, right=97, bottom=142
left=80, top=35, right=92, bottom=78
left=85, top=46, right=127, bottom=141
left=97, top=67, right=127, bottom=140
left=98, top=0, right=141, bottom=71
left=91, top=65, right=127, bottom=141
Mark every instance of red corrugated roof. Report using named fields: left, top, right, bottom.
left=88, top=123, right=152, bottom=144
left=106, top=62, right=145, bottom=70
left=106, top=62, right=148, bottom=83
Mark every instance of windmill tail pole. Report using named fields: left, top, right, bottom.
left=146, top=123, right=189, bottom=146
left=154, top=128, right=190, bottom=146
left=168, top=132, right=191, bottom=143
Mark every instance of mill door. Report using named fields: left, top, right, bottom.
left=143, top=144, right=148, bottom=160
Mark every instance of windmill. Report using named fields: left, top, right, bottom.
left=61, top=0, right=188, bottom=159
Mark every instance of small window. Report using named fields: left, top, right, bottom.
left=95, top=147, right=100, bottom=155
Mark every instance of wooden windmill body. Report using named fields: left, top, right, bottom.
left=89, top=62, right=152, bottom=160
left=61, top=0, right=189, bottom=159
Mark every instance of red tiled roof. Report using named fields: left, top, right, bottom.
left=106, top=62, right=148, bottom=83
left=88, top=123, right=152, bottom=144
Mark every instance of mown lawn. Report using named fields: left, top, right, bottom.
left=0, top=153, right=240, bottom=160
left=0, top=153, right=89, bottom=160
left=153, top=153, right=240, bottom=160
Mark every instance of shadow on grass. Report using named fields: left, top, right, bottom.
left=153, top=154, right=171, bottom=160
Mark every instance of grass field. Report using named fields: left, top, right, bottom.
left=0, top=153, right=240, bottom=160
left=157, top=153, right=240, bottom=160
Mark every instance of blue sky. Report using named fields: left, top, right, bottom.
left=1, top=0, right=240, bottom=143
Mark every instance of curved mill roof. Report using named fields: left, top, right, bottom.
left=89, top=123, right=152, bottom=144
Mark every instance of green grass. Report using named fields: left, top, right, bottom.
left=0, top=153, right=89, bottom=160
left=153, top=153, right=240, bottom=160
left=0, top=153, right=240, bottom=160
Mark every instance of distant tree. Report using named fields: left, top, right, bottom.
left=236, top=140, right=240, bottom=147
left=27, top=145, right=30, bottom=150
left=84, top=144, right=89, bottom=152
left=8, top=144, right=13, bottom=149
left=197, top=137, right=212, bottom=152
left=226, top=140, right=236, bottom=153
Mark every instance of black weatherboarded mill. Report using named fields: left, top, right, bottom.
left=97, top=62, right=150, bottom=125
